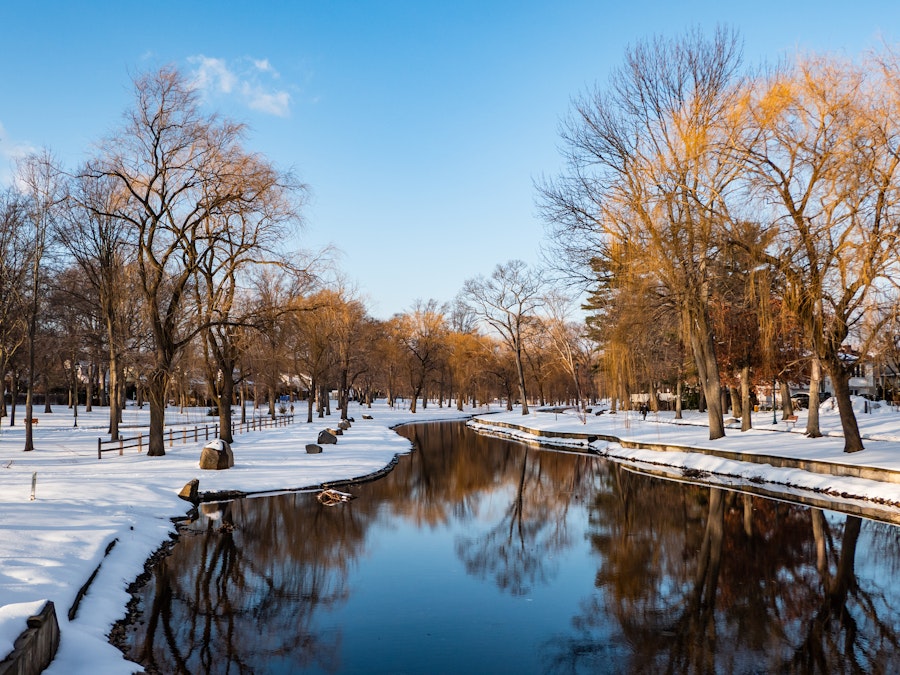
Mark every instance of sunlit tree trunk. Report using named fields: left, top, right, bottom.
left=740, top=365, right=752, bottom=431
left=780, top=380, right=794, bottom=420
left=806, top=357, right=822, bottom=437
left=675, top=379, right=683, bottom=420
left=729, top=386, right=741, bottom=419
left=825, top=359, right=864, bottom=453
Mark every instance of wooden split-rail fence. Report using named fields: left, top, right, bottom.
left=97, top=414, right=295, bottom=459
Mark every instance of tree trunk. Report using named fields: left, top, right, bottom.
left=675, top=379, right=683, bottom=420
left=217, top=367, right=235, bottom=444
left=688, top=317, right=725, bottom=440
left=515, top=344, right=529, bottom=415
left=85, top=361, right=94, bottom=413
left=147, top=369, right=169, bottom=456
left=780, top=380, right=793, bottom=420
left=740, top=365, right=752, bottom=432
left=43, top=376, right=52, bottom=414
left=117, top=366, right=125, bottom=422
left=825, top=359, right=865, bottom=453
left=24, top=370, right=34, bottom=450
left=9, top=369, right=17, bottom=426
left=307, top=379, right=315, bottom=424
left=729, top=386, right=741, bottom=419
left=0, top=354, right=7, bottom=418
left=99, top=366, right=108, bottom=407
left=340, top=366, right=349, bottom=420
left=648, top=382, right=659, bottom=413
left=806, top=357, right=823, bottom=438
left=108, top=346, right=120, bottom=439
left=71, top=369, right=78, bottom=422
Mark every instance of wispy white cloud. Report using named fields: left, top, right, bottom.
left=242, top=84, right=291, bottom=117
left=0, top=121, right=36, bottom=187
left=188, top=55, right=291, bottom=117
left=252, top=58, right=274, bottom=74
left=188, top=55, right=237, bottom=94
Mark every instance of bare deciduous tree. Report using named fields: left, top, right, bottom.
left=0, top=188, right=30, bottom=424
left=463, top=260, right=544, bottom=415
left=734, top=54, right=900, bottom=452
left=61, top=170, right=134, bottom=439
left=17, top=150, right=65, bottom=451
left=540, top=27, right=744, bottom=439
left=94, top=66, right=291, bottom=456
left=391, top=300, right=448, bottom=413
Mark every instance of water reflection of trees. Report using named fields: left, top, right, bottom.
left=127, top=421, right=599, bottom=672
left=401, top=423, right=603, bottom=596
left=544, top=466, right=900, bottom=674
left=127, top=495, right=366, bottom=674
left=123, top=422, right=900, bottom=674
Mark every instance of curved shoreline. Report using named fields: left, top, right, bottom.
left=192, top=418, right=444, bottom=503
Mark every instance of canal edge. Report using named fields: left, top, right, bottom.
left=467, top=416, right=900, bottom=513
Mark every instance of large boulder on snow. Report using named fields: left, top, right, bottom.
left=178, top=479, right=200, bottom=503
left=306, top=444, right=323, bottom=454
left=199, top=438, right=234, bottom=470
left=317, top=430, right=338, bottom=445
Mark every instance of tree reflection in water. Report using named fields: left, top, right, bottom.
left=119, top=422, right=900, bottom=674
left=546, top=468, right=900, bottom=674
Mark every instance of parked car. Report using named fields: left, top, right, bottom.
left=790, top=393, right=810, bottom=409
left=790, top=392, right=831, bottom=409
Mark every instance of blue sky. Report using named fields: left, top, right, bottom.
left=1, top=1, right=897, bottom=318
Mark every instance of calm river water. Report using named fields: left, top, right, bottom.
left=119, top=421, right=900, bottom=674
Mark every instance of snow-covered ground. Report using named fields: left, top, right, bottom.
left=4, top=395, right=900, bottom=673
left=0, top=401, right=471, bottom=674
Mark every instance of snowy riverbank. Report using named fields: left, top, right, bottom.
left=470, top=397, right=900, bottom=514
left=5, top=396, right=900, bottom=673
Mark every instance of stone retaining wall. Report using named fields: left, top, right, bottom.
left=471, top=417, right=900, bottom=485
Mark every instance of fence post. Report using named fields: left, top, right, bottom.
left=119, top=438, right=123, bottom=456
left=169, top=428, right=173, bottom=447
left=97, top=438, right=102, bottom=460
left=138, top=434, right=142, bottom=454
left=194, top=426, right=198, bottom=442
